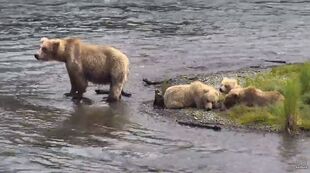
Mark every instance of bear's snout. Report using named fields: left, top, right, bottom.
left=34, top=54, right=39, bottom=60
left=219, top=87, right=224, bottom=93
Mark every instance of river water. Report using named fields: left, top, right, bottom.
left=0, top=0, right=310, bottom=172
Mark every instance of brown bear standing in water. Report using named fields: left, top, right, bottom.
left=34, top=37, right=129, bottom=102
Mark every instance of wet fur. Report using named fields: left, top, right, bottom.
left=35, top=37, right=129, bottom=102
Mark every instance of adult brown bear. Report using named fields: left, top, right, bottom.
left=34, top=37, right=130, bottom=102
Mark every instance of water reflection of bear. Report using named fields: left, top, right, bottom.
left=48, top=102, right=131, bottom=143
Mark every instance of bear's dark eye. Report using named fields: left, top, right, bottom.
left=42, top=47, right=48, bottom=53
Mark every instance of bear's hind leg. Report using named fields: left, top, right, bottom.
left=166, top=101, right=185, bottom=109
left=107, top=77, right=124, bottom=102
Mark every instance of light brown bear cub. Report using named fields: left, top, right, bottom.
left=219, top=77, right=284, bottom=108
left=223, top=87, right=284, bottom=108
left=164, top=81, right=220, bottom=110
left=34, top=37, right=129, bottom=102
left=219, top=77, right=241, bottom=94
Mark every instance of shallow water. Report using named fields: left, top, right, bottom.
left=0, top=0, right=310, bottom=172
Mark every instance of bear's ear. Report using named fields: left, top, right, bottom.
left=52, top=40, right=60, bottom=46
left=40, top=37, right=48, bottom=43
left=50, top=40, right=60, bottom=52
left=223, top=77, right=228, bottom=80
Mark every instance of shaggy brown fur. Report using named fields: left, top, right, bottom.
left=34, top=37, right=129, bottom=102
left=219, top=77, right=241, bottom=94
left=163, top=81, right=220, bottom=110
left=224, top=87, right=284, bottom=108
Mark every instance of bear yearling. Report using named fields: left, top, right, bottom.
left=219, top=77, right=241, bottom=94
left=34, top=37, right=129, bottom=102
left=224, top=87, right=284, bottom=108
left=164, top=81, right=220, bottom=110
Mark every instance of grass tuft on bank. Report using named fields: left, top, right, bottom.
left=225, top=63, right=310, bottom=132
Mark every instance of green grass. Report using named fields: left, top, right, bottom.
left=227, top=104, right=285, bottom=130
left=225, top=63, right=310, bottom=132
left=271, top=64, right=302, bottom=75
left=300, top=63, right=310, bottom=94
left=301, top=92, right=310, bottom=104
left=283, top=78, right=301, bottom=134
left=300, top=102, right=310, bottom=129
left=300, top=119, right=310, bottom=130
left=245, top=71, right=287, bottom=93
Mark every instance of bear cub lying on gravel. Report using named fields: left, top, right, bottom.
left=163, top=81, right=220, bottom=110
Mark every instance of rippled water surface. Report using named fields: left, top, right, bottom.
left=1, top=0, right=310, bottom=172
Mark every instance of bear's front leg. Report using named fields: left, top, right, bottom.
left=204, top=102, right=213, bottom=111
left=194, top=97, right=203, bottom=109
left=65, top=63, right=78, bottom=97
left=64, top=87, right=77, bottom=97
left=65, top=62, right=87, bottom=100
left=70, top=76, right=87, bottom=100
